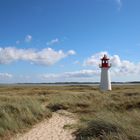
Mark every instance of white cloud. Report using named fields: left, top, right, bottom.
left=25, top=35, right=32, bottom=42
left=84, top=51, right=108, bottom=67
left=64, top=70, right=100, bottom=78
left=84, top=51, right=140, bottom=76
left=0, top=47, right=76, bottom=66
left=67, top=50, right=76, bottom=55
left=0, top=73, right=13, bottom=79
left=110, top=55, right=121, bottom=67
left=46, top=38, right=59, bottom=46
left=40, top=69, right=100, bottom=80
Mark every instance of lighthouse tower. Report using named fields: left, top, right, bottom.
left=99, top=54, right=112, bottom=91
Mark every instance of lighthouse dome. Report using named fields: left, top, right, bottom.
left=100, top=54, right=111, bottom=68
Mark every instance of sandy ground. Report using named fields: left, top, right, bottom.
left=13, top=110, right=77, bottom=140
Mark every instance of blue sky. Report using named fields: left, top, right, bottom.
left=0, top=0, right=140, bottom=83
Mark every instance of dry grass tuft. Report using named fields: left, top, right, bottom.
left=0, top=84, right=140, bottom=140
left=74, top=120, right=123, bottom=140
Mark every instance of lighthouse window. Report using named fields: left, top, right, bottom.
left=102, top=60, right=104, bottom=63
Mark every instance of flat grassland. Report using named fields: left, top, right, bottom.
left=0, top=85, right=140, bottom=140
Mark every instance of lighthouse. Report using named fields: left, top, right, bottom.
left=99, top=54, right=112, bottom=91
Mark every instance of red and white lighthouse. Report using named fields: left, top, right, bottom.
left=99, top=54, right=112, bottom=91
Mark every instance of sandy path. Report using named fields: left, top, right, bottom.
left=13, top=110, right=77, bottom=140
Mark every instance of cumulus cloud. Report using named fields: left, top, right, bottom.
left=64, top=70, right=100, bottom=78
left=46, top=38, right=59, bottom=46
left=25, top=35, right=32, bottom=42
left=84, top=51, right=108, bottom=67
left=0, top=47, right=76, bottom=66
left=84, top=51, right=140, bottom=76
left=40, top=69, right=100, bottom=80
left=67, top=50, right=76, bottom=55
left=0, top=73, right=13, bottom=79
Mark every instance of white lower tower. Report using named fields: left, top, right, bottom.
left=99, top=55, right=112, bottom=91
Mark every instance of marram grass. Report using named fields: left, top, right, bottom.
left=0, top=95, right=51, bottom=138
left=0, top=85, right=140, bottom=140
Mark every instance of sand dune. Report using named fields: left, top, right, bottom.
left=13, top=110, right=77, bottom=140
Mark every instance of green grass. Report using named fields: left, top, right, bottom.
left=0, top=88, right=52, bottom=139
left=45, top=85, right=140, bottom=140
left=0, top=85, right=140, bottom=139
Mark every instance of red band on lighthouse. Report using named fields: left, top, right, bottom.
left=100, top=54, right=111, bottom=68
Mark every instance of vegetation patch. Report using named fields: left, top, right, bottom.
left=108, top=101, right=140, bottom=111
left=124, top=92, right=140, bottom=97
left=0, top=85, right=140, bottom=140
left=0, top=95, right=51, bottom=138
left=47, top=103, right=68, bottom=112
left=74, top=120, right=123, bottom=140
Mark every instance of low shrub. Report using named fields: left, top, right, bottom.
left=74, top=120, right=123, bottom=140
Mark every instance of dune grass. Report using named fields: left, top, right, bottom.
left=0, top=97, right=51, bottom=138
left=46, top=85, right=140, bottom=140
left=0, top=86, right=52, bottom=139
left=0, top=85, right=140, bottom=139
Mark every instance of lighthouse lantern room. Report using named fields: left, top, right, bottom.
left=99, top=54, right=112, bottom=91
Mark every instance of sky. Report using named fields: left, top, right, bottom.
left=0, top=0, right=140, bottom=83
